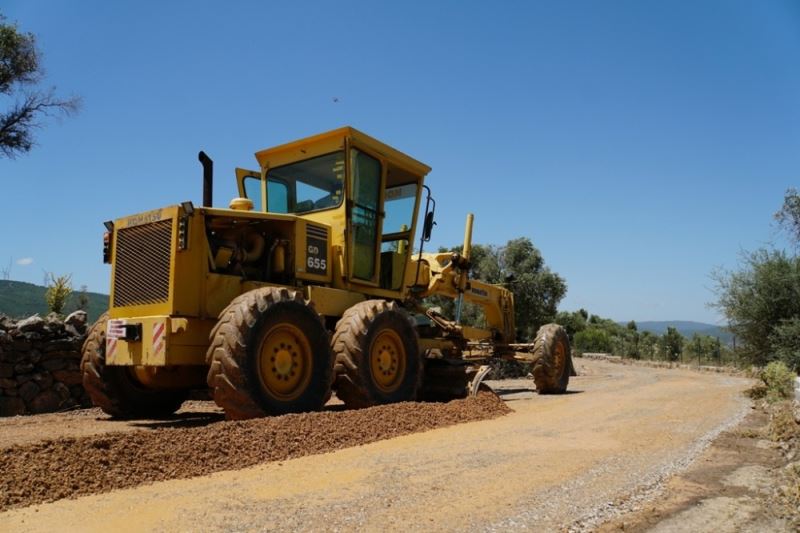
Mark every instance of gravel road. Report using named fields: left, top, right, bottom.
left=0, top=358, right=751, bottom=531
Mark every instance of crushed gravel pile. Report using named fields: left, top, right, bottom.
left=0, top=391, right=509, bottom=511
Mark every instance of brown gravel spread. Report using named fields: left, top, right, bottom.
left=0, top=391, right=509, bottom=511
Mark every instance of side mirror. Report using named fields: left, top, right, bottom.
left=423, top=211, right=436, bottom=242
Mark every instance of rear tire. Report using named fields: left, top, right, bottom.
left=333, top=300, right=422, bottom=408
left=206, top=287, right=334, bottom=420
left=531, top=323, right=571, bottom=394
left=81, top=313, right=187, bottom=418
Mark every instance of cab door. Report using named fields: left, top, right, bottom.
left=347, top=148, right=383, bottom=284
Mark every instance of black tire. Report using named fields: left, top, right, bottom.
left=206, top=287, right=334, bottom=420
left=420, top=358, right=468, bottom=402
left=531, top=323, right=572, bottom=394
left=332, top=300, right=422, bottom=408
left=81, top=313, right=188, bottom=418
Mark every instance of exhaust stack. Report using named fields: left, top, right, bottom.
left=198, top=151, right=213, bottom=207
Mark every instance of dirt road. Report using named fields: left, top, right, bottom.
left=0, top=359, right=751, bottom=531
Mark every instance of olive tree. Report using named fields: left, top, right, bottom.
left=1, top=12, right=80, bottom=158
left=775, top=187, right=800, bottom=246
left=712, top=249, right=800, bottom=368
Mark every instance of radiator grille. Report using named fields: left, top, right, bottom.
left=113, top=219, right=173, bottom=307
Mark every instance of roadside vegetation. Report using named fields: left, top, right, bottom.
left=748, top=361, right=797, bottom=403
left=711, top=188, right=800, bottom=372
left=435, top=189, right=800, bottom=376
left=555, top=309, right=730, bottom=365
left=560, top=189, right=800, bottom=374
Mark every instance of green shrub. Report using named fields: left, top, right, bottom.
left=44, top=273, right=72, bottom=315
left=574, top=327, right=612, bottom=354
left=761, top=361, right=796, bottom=403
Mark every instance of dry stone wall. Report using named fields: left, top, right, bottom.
left=0, top=312, right=91, bottom=416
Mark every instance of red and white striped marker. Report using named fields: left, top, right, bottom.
left=152, top=321, right=166, bottom=359
left=106, top=319, right=126, bottom=359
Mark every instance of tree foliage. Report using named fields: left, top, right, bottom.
left=501, top=238, right=567, bottom=340
left=428, top=237, right=567, bottom=341
left=0, top=12, right=79, bottom=158
left=769, top=317, right=800, bottom=372
left=712, top=249, right=800, bottom=368
left=685, top=333, right=721, bottom=363
left=775, top=187, right=800, bottom=246
left=557, top=309, right=729, bottom=364
left=574, top=327, right=612, bottom=353
left=660, top=326, right=684, bottom=362
left=711, top=189, right=800, bottom=370
left=555, top=308, right=588, bottom=340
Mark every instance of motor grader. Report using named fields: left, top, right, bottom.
left=81, top=127, right=573, bottom=419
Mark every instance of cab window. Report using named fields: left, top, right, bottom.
left=383, top=184, right=417, bottom=234
left=243, top=177, right=262, bottom=211
left=268, top=180, right=288, bottom=213
left=267, top=151, right=345, bottom=213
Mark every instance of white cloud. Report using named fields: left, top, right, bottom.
left=16, top=257, right=34, bottom=266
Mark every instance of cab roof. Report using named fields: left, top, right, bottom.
left=254, top=126, right=432, bottom=177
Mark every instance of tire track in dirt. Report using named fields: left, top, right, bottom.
left=0, top=391, right=509, bottom=511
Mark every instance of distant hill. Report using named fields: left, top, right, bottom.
left=0, top=280, right=108, bottom=323
left=626, top=320, right=734, bottom=345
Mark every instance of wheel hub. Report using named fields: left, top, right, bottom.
left=370, top=330, right=406, bottom=393
left=274, top=348, right=293, bottom=376
left=258, top=324, right=312, bottom=400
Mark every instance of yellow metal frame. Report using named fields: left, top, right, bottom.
left=106, top=315, right=214, bottom=366
left=106, top=126, right=435, bottom=368
left=106, top=127, right=517, bottom=373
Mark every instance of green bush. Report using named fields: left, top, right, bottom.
left=761, top=361, right=796, bottom=403
left=574, top=327, right=612, bottom=353
left=770, top=317, right=800, bottom=372
left=44, top=273, right=73, bottom=315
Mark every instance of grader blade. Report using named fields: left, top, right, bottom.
left=468, top=364, right=492, bottom=397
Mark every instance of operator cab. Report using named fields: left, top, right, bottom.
left=235, top=127, right=432, bottom=294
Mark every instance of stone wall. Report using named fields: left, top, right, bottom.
left=0, top=312, right=90, bottom=417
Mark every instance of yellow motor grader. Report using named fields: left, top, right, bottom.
left=82, top=127, right=573, bottom=419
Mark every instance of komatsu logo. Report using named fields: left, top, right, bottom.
left=125, top=209, right=163, bottom=227
left=470, top=287, right=488, bottom=297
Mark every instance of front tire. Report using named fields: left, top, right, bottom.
left=81, top=313, right=187, bottom=418
left=206, top=287, right=334, bottom=420
left=531, top=323, right=572, bottom=394
left=333, top=300, right=422, bottom=408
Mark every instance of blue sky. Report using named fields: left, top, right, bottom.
left=1, top=1, right=798, bottom=324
